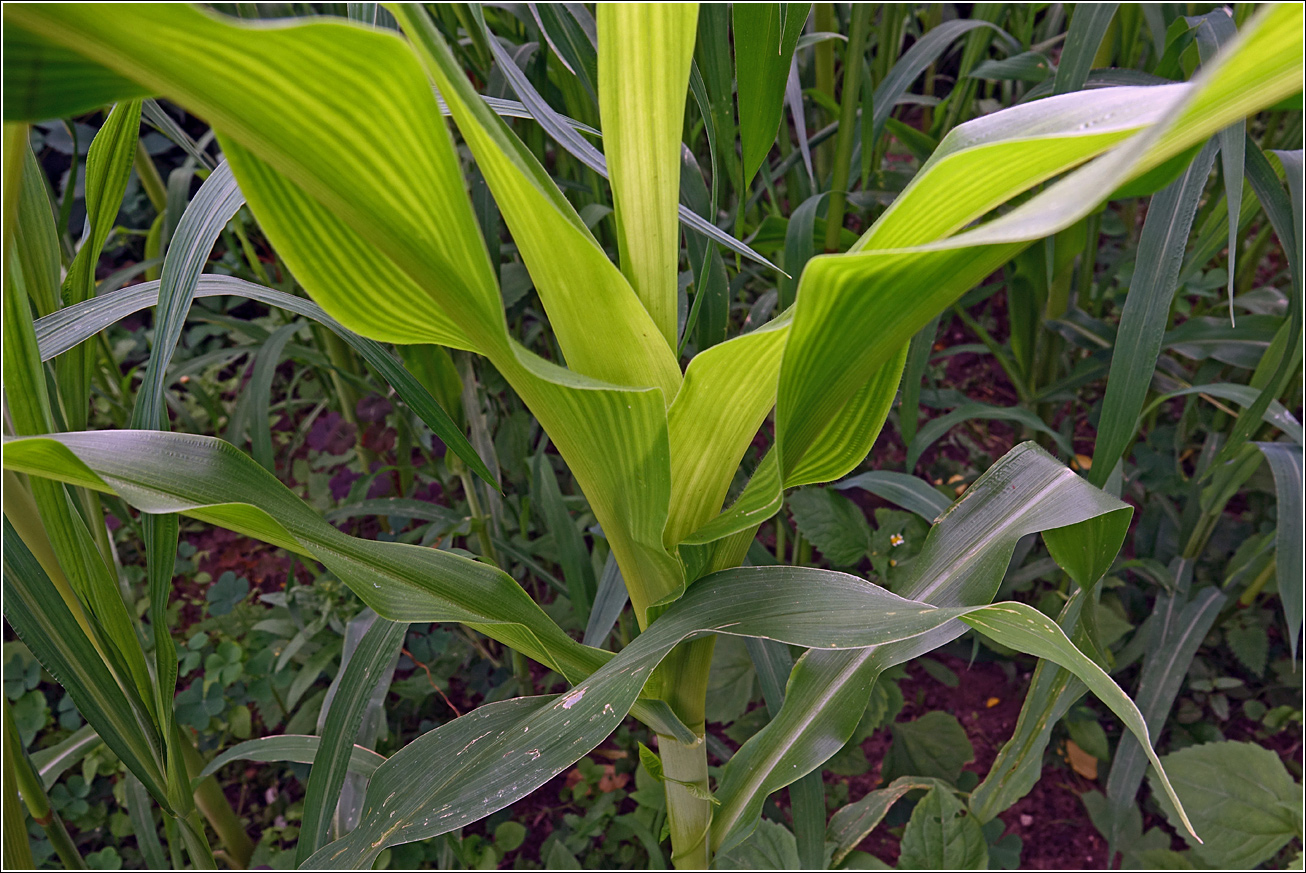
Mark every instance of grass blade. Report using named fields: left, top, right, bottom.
left=1189, top=10, right=1243, bottom=322
left=581, top=553, right=628, bottom=649
left=744, top=638, right=825, bottom=870
left=734, top=3, right=810, bottom=189
left=297, top=616, right=407, bottom=864
left=1101, top=588, right=1226, bottom=850
left=2, top=517, right=169, bottom=806
left=56, top=98, right=140, bottom=431
left=125, top=772, right=168, bottom=870
left=1256, top=443, right=1303, bottom=655
left=1052, top=4, right=1118, bottom=95
left=1081, top=141, right=1211, bottom=483
left=871, top=19, right=1017, bottom=148
left=197, top=736, right=387, bottom=781
left=834, top=470, right=951, bottom=521
left=129, top=160, right=242, bottom=431
left=34, top=274, right=495, bottom=487
left=531, top=452, right=598, bottom=623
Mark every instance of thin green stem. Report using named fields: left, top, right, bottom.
left=5, top=698, right=86, bottom=869
left=135, top=139, right=168, bottom=213
left=823, top=4, right=872, bottom=252
left=180, top=730, right=252, bottom=868
left=457, top=462, right=499, bottom=567
left=1238, top=559, right=1276, bottom=605
left=813, top=4, right=836, bottom=182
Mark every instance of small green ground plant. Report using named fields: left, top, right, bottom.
left=2, top=3, right=1302, bottom=870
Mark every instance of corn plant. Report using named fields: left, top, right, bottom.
left=2, top=3, right=1302, bottom=869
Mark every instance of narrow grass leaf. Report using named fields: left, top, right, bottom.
left=734, top=3, right=810, bottom=188
left=1052, top=4, right=1118, bottom=95
left=297, top=617, right=407, bottom=864
left=129, top=160, right=242, bottom=432
left=835, top=470, right=951, bottom=522
left=829, top=777, right=945, bottom=864
left=197, top=736, right=386, bottom=781
left=2, top=518, right=168, bottom=807
left=871, top=19, right=1016, bottom=148
left=529, top=3, right=598, bottom=99
left=744, top=638, right=826, bottom=870
left=245, top=322, right=300, bottom=472
left=33, top=274, right=494, bottom=486
left=30, top=724, right=100, bottom=790
left=13, top=142, right=61, bottom=317
left=1217, top=146, right=1303, bottom=465
left=56, top=98, right=140, bottom=431
left=1102, top=588, right=1225, bottom=850
left=125, top=772, right=168, bottom=870
left=908, top=399, right=1072, bottom=472
left=968, top=591, right=1090, bottom=825
left=531, top=452, right=597, bottom=622
left=1256, top=443, right=1303, bottom=655
left=581, top=553, right=628, bottom=649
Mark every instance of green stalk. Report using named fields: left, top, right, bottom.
left=135, top=139, right=168, bottom=213
left=813, top=4, right=837, bottom=182
left=658, top=638, right=715, bottom=869
left=5, top=698, right=85, bottom=869
left=455, top=459, right=499, bottom=567
left=180, top=730, right=253, bottom=868
left=1234, top=222, right=1273, bottom=296
left=823, top=4, right=872, bottom=252
left=657, top=530, right=756, bottom=868
left=1238, top=559, right=1277, bottom=605
left=315, top=325, right=362, bottom=428
left=2, top=722, right=35, bottom=871
left=230, top=216, right=272, bottom=286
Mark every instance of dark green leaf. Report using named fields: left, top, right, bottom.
left=1150, top=741, right=1303, bottom=868
left=1052, top=4, right=1118, bottom=95
left=836, top=470, right=951, bottom=522
left=898, top=786, right=988, bottom=869
left=882, top=711, right=974, bottom=785
left=1089, top=140, right=1218, bottom=485
left=787, top=487, right=871, bottom=566
left=297, top=616, right=407, bottom=864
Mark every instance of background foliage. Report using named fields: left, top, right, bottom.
left=2, top=2, right=1302, bottom=870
